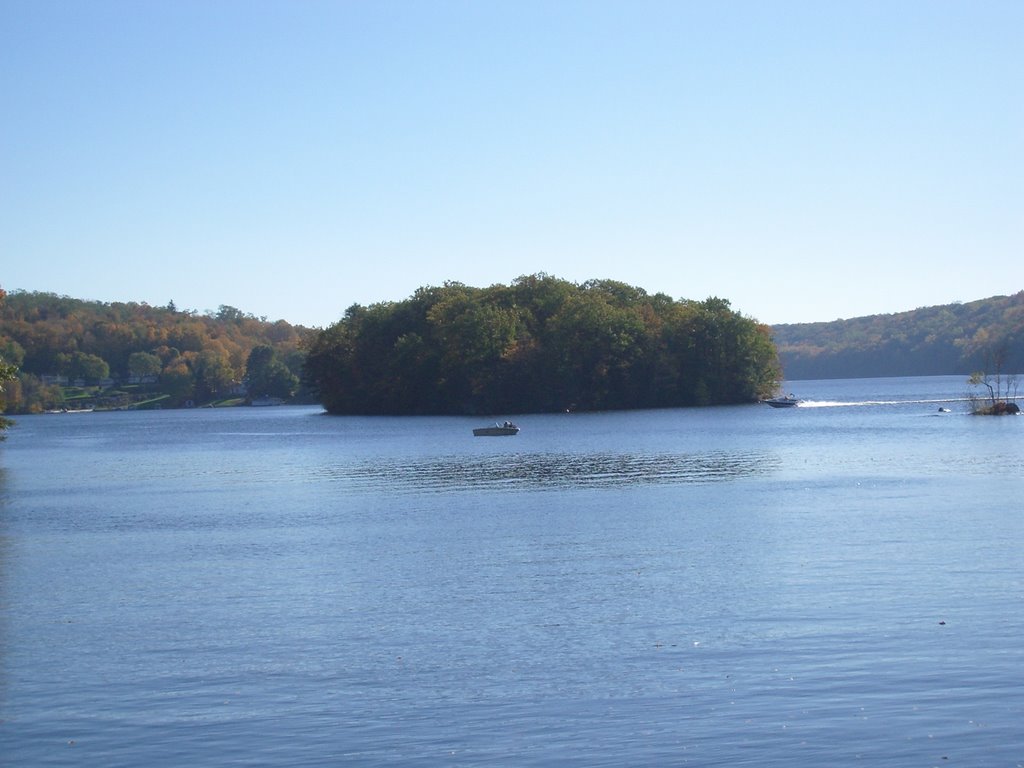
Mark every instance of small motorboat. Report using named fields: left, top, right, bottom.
left=473, top=421, right=520, bottom=436
left=764, top=394, right=800, bottom=408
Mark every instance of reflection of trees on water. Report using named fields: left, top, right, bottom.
left=345, top=451, right=780, bottom=493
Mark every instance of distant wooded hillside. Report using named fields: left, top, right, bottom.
left=772, top=292, right=1024, bottom=380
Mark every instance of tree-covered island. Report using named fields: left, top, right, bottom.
left=305, top=274, right=781, bottom=415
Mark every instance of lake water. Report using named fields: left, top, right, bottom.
left=1, top=376, right=1022, bottom=767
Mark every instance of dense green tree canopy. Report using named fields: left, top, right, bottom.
left=245, top=345, right=300, bottom=400
left=128, top=351, right=162, bottom=378
left=305, top=275, right=780, bottom=415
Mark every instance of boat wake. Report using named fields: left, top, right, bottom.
left=798, top=397, right=970, bottom=409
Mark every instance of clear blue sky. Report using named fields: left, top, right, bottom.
left=3, top=1, right=1021, bottom=328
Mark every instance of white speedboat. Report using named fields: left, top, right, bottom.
left=764, top=395, right=800, bottom=408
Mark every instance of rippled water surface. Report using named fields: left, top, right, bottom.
left=2, top=376, right=1022, bottom=766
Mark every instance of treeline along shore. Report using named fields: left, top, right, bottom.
left=3, top=282, right=1020, bottom=418
left=0, top=289, right=314, bottom=413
